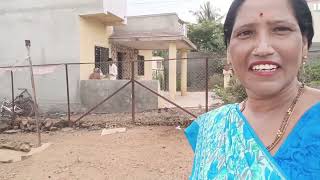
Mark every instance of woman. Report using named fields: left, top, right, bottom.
left=89, top=68, right=102, bottom=79
left=185, top=0, right=320, bottom=179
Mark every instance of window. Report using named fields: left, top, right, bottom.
left=137, top=55, right=144, bottom=76
left=95, top=46, right=109, bottom=74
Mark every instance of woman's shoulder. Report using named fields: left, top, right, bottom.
left=302, top=87, right=320, bottom=113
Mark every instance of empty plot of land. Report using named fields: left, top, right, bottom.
left=0, top=126, right=193, bottom=180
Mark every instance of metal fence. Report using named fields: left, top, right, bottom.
left=0, top=57, right=223, bottom=144
left=2, top=51, right=319, bottom=145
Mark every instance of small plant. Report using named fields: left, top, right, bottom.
left=213, top=77, right=247, bottom=104
left=304, top=61, right=320, bottom=88
left=208, top=74, right=224, bottom=89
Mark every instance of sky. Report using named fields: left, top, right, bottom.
left=127, top=0, right=233, bottom=23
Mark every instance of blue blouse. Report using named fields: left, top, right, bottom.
left=273, top=102, right=320, bottom=179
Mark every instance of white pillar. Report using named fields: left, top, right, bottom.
left=169, top=43, right=177, bottom=99
left=223, top=69, right=232, bottom=89
left=139, top=50, right=153, bottom=80
left=180, top=50, right=188, bottom=96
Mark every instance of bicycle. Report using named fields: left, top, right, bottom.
left=0, top=88, right=35, bottom=118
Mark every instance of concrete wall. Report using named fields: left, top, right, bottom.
left=308, top=1, right=320, bottom=42
left=80, top=80, right=159, bottom=113
left=312, top=11, right=320, bottom=43
left=0, top=0, right=123, bottom=113
left=0, top=1, right=86, bottom=113
left=113, top=13, right=185, bottom=36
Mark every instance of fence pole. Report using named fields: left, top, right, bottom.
left=25, top=40, right=41, bottom=147
left=10, top=71, right=16, bottom=122
left=131, top=61, right=135, bottom=123
left=65, top=64, right=71, bottom=126
left=205, top=57, right=209, bottom=112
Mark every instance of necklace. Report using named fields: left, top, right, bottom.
left=240, top=83, right=305, bottom=151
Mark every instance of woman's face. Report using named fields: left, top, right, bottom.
left=228, top=0, right=308, bottom=97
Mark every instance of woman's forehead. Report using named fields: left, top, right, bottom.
left=233, top=0, right=297, bottom=28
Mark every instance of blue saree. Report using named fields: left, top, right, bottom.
left=185, top=102, right=320, bottom=180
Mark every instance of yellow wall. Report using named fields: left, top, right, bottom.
left=79, top=17, right=113, bottom=80
left=139, top=50, right=153, bottom=80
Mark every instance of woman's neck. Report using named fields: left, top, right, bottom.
left=245, top=80, right=300, bottom=113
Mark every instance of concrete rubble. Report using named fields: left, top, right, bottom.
left=0, top=140, right=31, bottom=152
left=101, top=127, right=126, bottom=136
left=0, top=106, right=211, bottom=134
left=0, top=142, right=51, bottom=163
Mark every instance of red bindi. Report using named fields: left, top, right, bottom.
left=259, top=13, right=264, bottom=17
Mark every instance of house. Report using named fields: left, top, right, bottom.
left=307, top=0, right=320, bottom=59
left=0, top=1, right=196, bottom=113
left=0, top=0, right=125, bottom=113
left=307, top=0, right=320, bottom=42
left=109, top=13, right=197, bottom=98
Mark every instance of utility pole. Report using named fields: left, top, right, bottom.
left=25, top=40, right=41, bottom=147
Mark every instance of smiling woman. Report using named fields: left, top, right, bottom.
left=185, top=0, right=320, bottom=179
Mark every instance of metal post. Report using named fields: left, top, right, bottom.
left=205, top=57, right=209, bottom=112
left=10, top=71, right=15, bottom=122
left=25, top=40, right=41, bottom=147
left=65, top=64, right=71, bottom=126
left=131, top=61, right=135, bottom=123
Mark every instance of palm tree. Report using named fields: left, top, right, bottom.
left=191, top=1, right=222, bottom=23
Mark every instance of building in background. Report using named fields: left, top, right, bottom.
left=307, top=0, right=320, bottom=54
left=0, top=1, right=196, bottom=113
left=110, top=13, right=196, bottom=98
left=0, top=0, right=126, bottom=112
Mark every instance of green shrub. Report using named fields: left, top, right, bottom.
left=305, top=62, right=320, bottom=86
left=208, top=74, right=224, bottom=89
left=156, top=73, right=165, bottom=90
left=213, top=78, right=247, bottom=104
left=308, top=81, right=320, bottom=89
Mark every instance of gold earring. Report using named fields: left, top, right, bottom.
left=300, top=59, right=307, bottom=85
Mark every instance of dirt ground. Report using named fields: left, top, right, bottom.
left=0, top=126, right=194, bottom=180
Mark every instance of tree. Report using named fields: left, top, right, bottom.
left=188, top=1, right=226, bottom=53
left=192, top=1, right=223, bottom=23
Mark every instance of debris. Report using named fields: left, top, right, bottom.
left=0, top=141, right=31, bottom=152
left=19, top=143, right=32, bottom=152
left=175, top=126, right=182, bottom=130
left=3, top=129, right=21, bottom=134
left=101, top=128, right=126, bottom=136
left=50, top=127, right=58, bottom=131
left=21, top=119, right=29, bottom=126
left=61, top=127, right=73, bottom=132
left=26, top=143, right=51, bottom=156
left=0, top=121, right=9, bottom=132
left=44, top=119, right=54, bottom=129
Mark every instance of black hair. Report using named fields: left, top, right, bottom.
left=223, top=0, right=314, bottom=48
